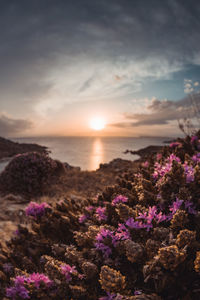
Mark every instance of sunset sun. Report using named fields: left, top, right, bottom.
left=89, top=117, right=106, bottom=131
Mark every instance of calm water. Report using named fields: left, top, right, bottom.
left=0, top=136, right=169, bottom=172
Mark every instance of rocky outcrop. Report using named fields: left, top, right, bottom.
left=0, top=136, right=48, bottom=160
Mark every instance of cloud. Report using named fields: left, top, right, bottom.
left=111, top=93, right=200, bottom=128
left=0, top=114, right=32, bottom=137
left=0, top=0, right=200, bottom=116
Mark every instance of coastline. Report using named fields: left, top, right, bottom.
left=0, top=137, right=165, bottom=243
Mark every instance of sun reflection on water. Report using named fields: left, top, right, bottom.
left=90, top=138, right=104, bottom=170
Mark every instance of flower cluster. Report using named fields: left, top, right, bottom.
left=25, top=201, right=50, bottom=218
left=153, top=154, right=181, bottom=180
left=95, top=207, right=108, bottom=221
left=61, top=264, right=77, bottom=282
left=126, top=206, right=167, bottom=231
left=6, top=273, right=52, bottom=299
left=95, top=228, right=117, bottom=258
left=112, top=195, right=128, bottom=206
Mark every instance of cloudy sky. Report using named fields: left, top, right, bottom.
left=1, top=0, right=200, bottom=137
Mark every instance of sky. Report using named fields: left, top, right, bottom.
left=1, top=0, right=200, bottom=137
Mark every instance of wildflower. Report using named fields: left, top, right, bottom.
left=169, top=141, right=181, bottom=148
left=192, top=153, right=200, bottom=163
left=126, top=218, right=146, bottom=229
left=85, top=205, right=95, bottom=212
left=61, top=264, right=77, bottom=282
left=112, top=195, right=128, bottom=206
left=25, top=202, right=50, bottom=218
left=191, top=135, right=198, bottom=144
left=115, top=224, right=131, bottom=241
left=6, top=273, right=52, bottom=299
left=26, top=273, right=52, bottom=288
left=156, top=153, right=162, bottom=161
left=142, top=161, right=149, bottom=168
left=95, top=228, right=117, bottom=258
left=134, top=290, right=142, bottom=295
left=79, top=214, right=88, bottom=223
left=185, top=200, right=197, bottom=214
left=169, top=198, right=184, bottom=217
left=6, top=285, right=30, bottom=299
left=156, top=211, right=167, bottom=223
left=183, top=163, right=194, bottom=183
left=95, top=207, right=107, bottom=221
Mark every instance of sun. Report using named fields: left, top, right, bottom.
left=89, top=117, right=106, bottom=131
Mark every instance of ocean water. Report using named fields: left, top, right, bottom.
left=0, top=136, right=169, bottom=172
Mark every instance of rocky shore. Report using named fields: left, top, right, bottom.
left=0, top=137, right=142, bottom=244
left=0, top=136, right=48, bottom=161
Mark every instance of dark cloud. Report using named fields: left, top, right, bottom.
left=0, top=0, right=200, bottom=90
left=111, top=93, right=200, bottom=128
left=0, top=114, right=32, bottom=136
left=0, top=0, right=200, bottom=131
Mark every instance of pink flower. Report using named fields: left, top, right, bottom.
left=95, top=207, right=107, bottom=221
left=25, top=202, right=50, bottom=218
left=61, top=264, right=77, bottom=282
left=79, top=214, right=88, bottom=223
left=142, top=161, right=149, bottom=168
left=112, top=195, right=128, bottom=206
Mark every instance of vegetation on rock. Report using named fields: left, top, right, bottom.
left=0, top=133, right=200, bottom=299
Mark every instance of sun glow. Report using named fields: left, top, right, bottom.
left=89, top=117, right=106, bottom=131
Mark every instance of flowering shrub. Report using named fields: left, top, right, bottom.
left=25, top=202, right=51, bottom=218
left=6, top=273, right=52, bottom=299
left=0, top=152, right=58, bottom=196
left=1, top=132, right=200, bottom=299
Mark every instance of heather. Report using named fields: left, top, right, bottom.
left=0, top=134, right=200, bottom=299
left=0, top=152, right=62, bottom=196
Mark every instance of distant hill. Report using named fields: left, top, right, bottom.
left=0, top=136, right=48, bottom=160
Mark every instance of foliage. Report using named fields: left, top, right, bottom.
left=1, top=133, right=200, bottom=299
left=0, top=152, right=58, bottom=196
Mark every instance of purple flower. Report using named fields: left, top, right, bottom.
left=156, top=153, right=162, bottom=161
left=169, top=198, right=184, bottom=215
left=94, top=242, right=112, bottom=258
left=85, top=205, right=94, bottom=212
left=169, top=142, right=181, bottom=148
left=112, top=195, right=128, bottom=206
left=115, top=224, right=131, bottom=240
left=6, top=285, right=30, bottom=299
left=134, top=290, right=142, bottom=295
left=192, top=153, right=200, bottom=163
left=25, top=202, right=50, bottom=218
left=95, top=228, right=118, bottom=258
left=126, top=218, right=146, bottom=229
left=6, top=273, right=52, bottom=299
left=127, top=205, right=167, bottom=231
left=79, top=214, right=88, bottom=223
left=95, top=207, right=107, bottom=221
left=184, top=163, right=195, bottom=183
left=185, top=200, right=197, bottom=214
left=61, top=264, right=77, bottom=282
left=191, top=135, right=198, bottom=144
left=168, top=154, right=181, bottom=163
left=26, top=273, right=52, bottom=288
left=156, top=211, right=167, bottom=223
left=142, top=161, right=149, bottom=168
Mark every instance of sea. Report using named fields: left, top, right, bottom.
left=0, top=136, right=170, bottom=172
